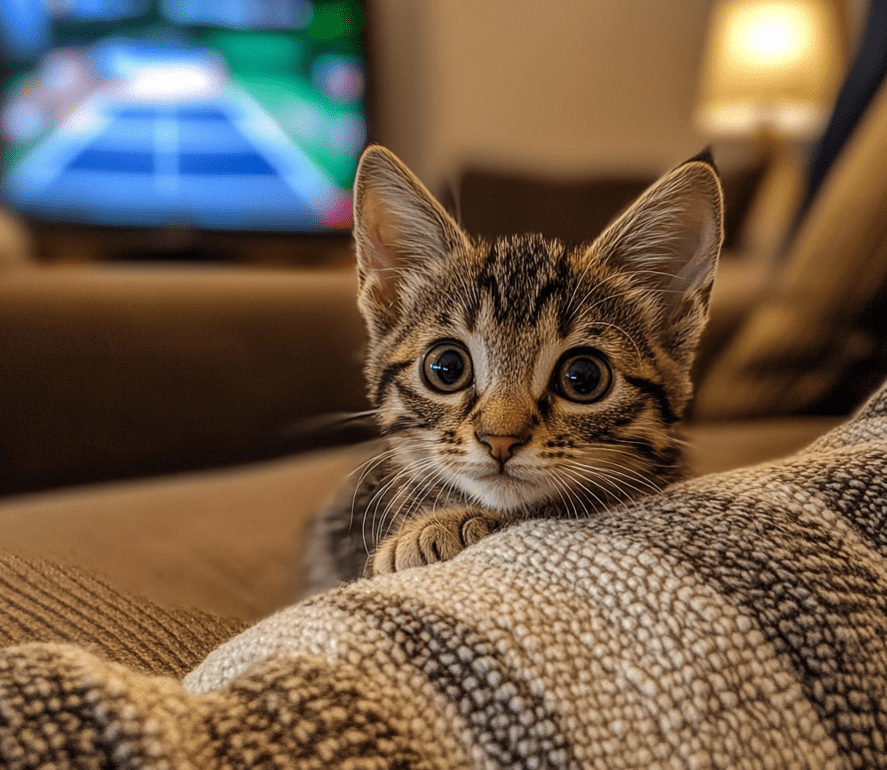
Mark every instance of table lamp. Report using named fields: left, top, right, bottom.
left=694, top=0, right=845, bottom=254
left=696, top=0, right=843, bottom=139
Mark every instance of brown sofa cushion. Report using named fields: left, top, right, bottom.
left=0, top=551, right=245, bottom=677
left=0, top=266, right=369, bottom=495
left=0, top=444, right=372, bottom=621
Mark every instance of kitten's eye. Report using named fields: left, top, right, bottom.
left=422, top=342, right=474, bottom=393
left=553, top=349, right=612, bottom=403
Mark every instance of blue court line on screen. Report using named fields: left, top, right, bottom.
left=4, top=93, right=115, bottom=196
left=28, top=169, right=317, bottom=229
left=226, top=87, right=340, bottom=214
left=2, top=87, right=337, bottom=229
left=154, top=107, right=179, bottom=194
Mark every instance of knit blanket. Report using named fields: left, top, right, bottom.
left=3, top=385, right=887, bottom=769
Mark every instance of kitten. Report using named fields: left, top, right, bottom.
left=303, top=145, right=723, bottom=594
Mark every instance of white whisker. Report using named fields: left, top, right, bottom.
left=547, top=469, right=583, bottom=520
left=554, top=464, right=612, bottom=513
left=562, top=458, right=663, bottom=498
left=363, top=455, right=439, bottom=550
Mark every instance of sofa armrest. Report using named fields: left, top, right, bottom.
left=0, top=265, right=369, bottom=495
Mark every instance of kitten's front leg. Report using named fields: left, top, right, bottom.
left=370, top=507, right=516, bottom=575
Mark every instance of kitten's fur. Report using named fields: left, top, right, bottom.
left=304, top=145, right=723, bottom=594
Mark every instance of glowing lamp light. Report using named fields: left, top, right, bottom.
left=695, top=0, right=843, bottom=139
left=738, top=5, right=812, bottom=64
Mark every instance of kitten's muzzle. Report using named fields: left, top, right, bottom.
left=477, top=433, right=527, bottom=466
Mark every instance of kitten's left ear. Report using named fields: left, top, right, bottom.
left=592, top=153, right=724, bottom=367
left=352, top=145, right=470, bottom=333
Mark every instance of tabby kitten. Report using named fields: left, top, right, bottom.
left=303, top=145, right=723, bottom=594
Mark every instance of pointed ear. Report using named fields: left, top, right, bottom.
left=352, top=145, right=470, bottom=331
left=592, top=155, right=724, bottom=367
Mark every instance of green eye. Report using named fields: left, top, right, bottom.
left=422, top=342, right=473, bottom=393
left=553, top=349, right=611, bottom=403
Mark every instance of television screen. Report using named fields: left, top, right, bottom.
left=0, top=0, right=366, bottom=232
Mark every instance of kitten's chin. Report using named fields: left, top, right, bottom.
left=454, top=473, right=550, bottom=513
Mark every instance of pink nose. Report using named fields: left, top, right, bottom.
left=478, top=434, right=525, bottom=464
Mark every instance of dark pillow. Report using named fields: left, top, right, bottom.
left=694, top=77, right=887, bottom=419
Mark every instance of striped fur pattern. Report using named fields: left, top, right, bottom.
left=304, top=146, right=723, bottom=592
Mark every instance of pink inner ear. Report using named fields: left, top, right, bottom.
left=365, top=229, right=399, bottom=305
left=357, top=189, right=403, bottom=306
left=676, top=197, right=719, bottom=292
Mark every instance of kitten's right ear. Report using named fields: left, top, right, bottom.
left=353, top=145, right=469, bottom=331
left=589, top=155, right=723, bottom=371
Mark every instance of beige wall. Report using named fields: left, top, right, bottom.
left=372, top=0, right=717, bottom=189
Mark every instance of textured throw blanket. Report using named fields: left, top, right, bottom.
left=3, top=386, right=887, bottom=768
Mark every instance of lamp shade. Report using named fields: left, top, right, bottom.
left=695, top=0, right=843, bottom=138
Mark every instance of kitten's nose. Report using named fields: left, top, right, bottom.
left=478, top=434, right=525, bottom=464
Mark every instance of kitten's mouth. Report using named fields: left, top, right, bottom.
left=472, top=463, right=539, bottom=489
left=479, top=463, right=521, bottom=480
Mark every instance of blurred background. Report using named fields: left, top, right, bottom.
left=377, top=0, right=844, bottom=186
left=3, top=0, right=885, bottom=497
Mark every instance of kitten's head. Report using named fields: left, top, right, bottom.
left=352, top=145, right=723, bottom=513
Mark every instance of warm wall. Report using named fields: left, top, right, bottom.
left=372, top=0, right=717, bottom=189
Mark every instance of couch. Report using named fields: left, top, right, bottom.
left=2, top=64, right=887, bottom=770
left=0, top=259, right=841, bottom=622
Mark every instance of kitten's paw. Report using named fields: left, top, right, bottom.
left=370, top=508, right=512, bottom=575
